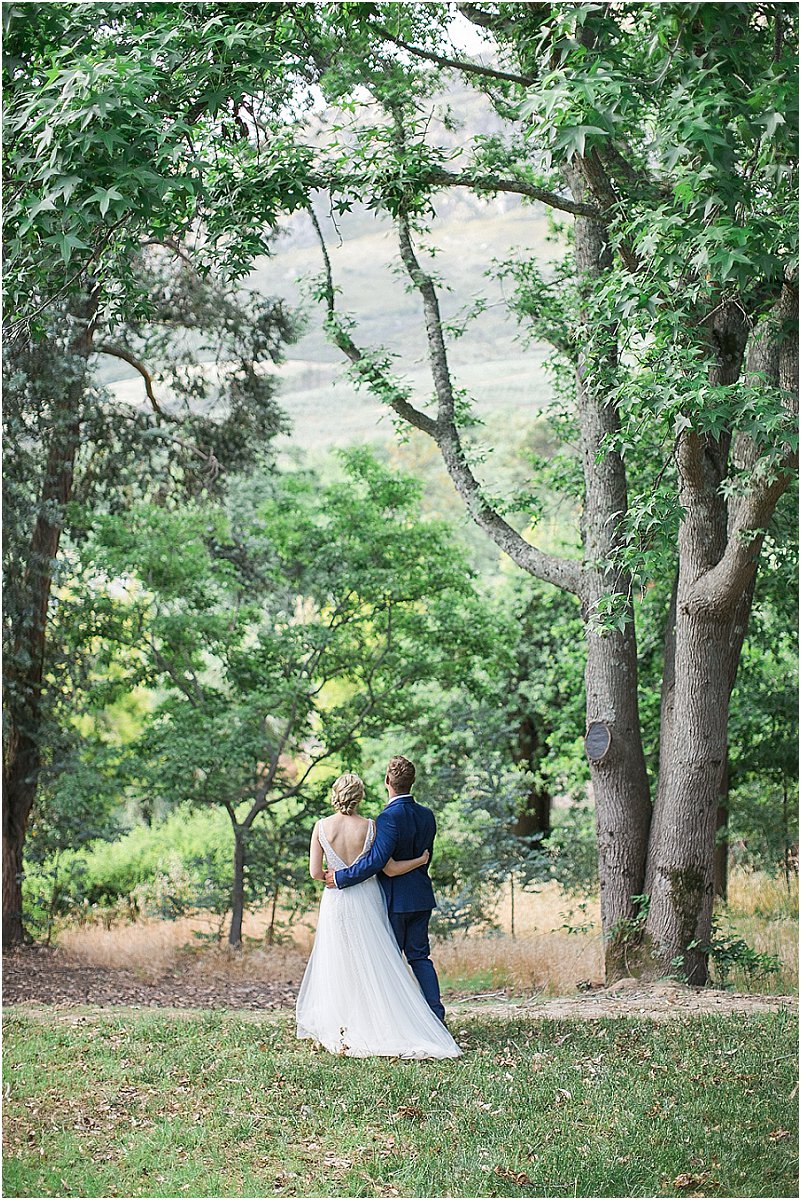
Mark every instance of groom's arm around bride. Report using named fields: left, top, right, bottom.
left=324, top=755, right=447, bottom=1024
left=323, top=766, right=434, bottom=906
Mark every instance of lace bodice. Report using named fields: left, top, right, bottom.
left=317, top=818, right=375, bottom=871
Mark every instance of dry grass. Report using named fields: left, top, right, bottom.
left=719, top=867, right=799, bottom=994
left=432, top=930, right=604, bottom=996
left=51, top=871, right=797, bottom=996
left=726, top=865, right=799, bottom=918
left=432, top=881, right=604, bottom=996
left=55, top=912, right=312, bottom=984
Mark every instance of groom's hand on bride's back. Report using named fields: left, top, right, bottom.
left=323, top=869, right=337, bottom=888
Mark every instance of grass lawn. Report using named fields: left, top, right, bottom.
left=2, top=1009, right=797, bottom=1198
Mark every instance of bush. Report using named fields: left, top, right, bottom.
left=545, top=798, right=598, bottom=894
left=23, top=801, right=320, bottom=941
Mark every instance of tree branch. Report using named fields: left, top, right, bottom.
left=686, top=278, right=798, bottom=616
left=309, top=195, right=582, bottom=594
left=457, top=3, right=536, bottom=36
left=6, top=215, right=130, bottom=339
left=371, top=23, right=535, bottom=86
left=396, top=220, right=456, bottom=427
left=424, top=166, right=602, bottom=219
left=94, top=342, right=167, bottom=417
left=250, top=591, right=362, bottom=812
left=395, top=212, right=583, bottom=595
left=140, top=237, right=198, bottom=273
left=114, top=411, right=220, bottom=480
left=308, top=205, right=439, bottom=437
left=307, top=166, right=602, bottom=221
left=685, top=450, right=796, bottom=617
left=576, top=150, right=640, bottom=272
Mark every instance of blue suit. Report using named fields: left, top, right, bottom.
left=334, top=794, right=445, bottom=1021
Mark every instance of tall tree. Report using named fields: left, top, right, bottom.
left=84, top=452, right=491, bottom=945
left=2, top=0, right=306, bottom=943
left=5, top=2, right=796, bottom=982
left=274, top=0, right=798, bottom=980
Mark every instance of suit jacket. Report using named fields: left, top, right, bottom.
left=333, top=794, right=437, bottom=913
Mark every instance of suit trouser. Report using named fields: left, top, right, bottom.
left=388, top=909, right=446, bottom=1022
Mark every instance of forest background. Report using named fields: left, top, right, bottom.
left=3, top=0, right=798, bottom=999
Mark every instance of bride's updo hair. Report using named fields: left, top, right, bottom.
left=330, top=773, right=365, bottom=815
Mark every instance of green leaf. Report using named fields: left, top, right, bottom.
left=43, top=231, right=90, bottom=264
left=554, top=124, right=610, bottom=159
left=28, top=195, right=59, bottom=219
left=761, top=111, right=786, bottom=139
left=86, top=185, right=125, bottom=217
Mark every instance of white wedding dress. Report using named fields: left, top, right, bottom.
left=296, top=819, right=462, bottom=1059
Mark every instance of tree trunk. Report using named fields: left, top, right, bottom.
left=644, top=304, right=749, bottom=982
left=713, top=757, right=729, bottom=902
left=644, top=282, right=796, bottom=981
left=782, top=775, right=792, bottom=894
left=2, top=773, right=32, bottom=946
left=646, top=611, right=737, bottom=981
left=228, top=827, right=247, bottom=947
left=512, top=714, right=551, bottom=839
left=2, top=294, right=99, bottom=948
left=583, top=595, right=652, bottom=981
left=267, top=883, right=280, bottom=946
left=569, top=182, right=652, bottom=980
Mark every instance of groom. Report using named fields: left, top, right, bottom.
left=324, top=754, right=446, bottom=1023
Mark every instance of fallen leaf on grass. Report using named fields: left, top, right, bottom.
left=768, top=1129, right=790, bottom=1141
left=323, top=1153, right=353, bottom=1170
left=674, top=1172, right=711, bottom=1190
left=391, top=1105, right=424, bottom=1121
left=494, top=1165, right=533, bottom=1186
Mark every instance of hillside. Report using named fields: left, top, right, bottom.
left=104, top=79, right=563, bottom=455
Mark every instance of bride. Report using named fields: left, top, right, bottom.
left=295, top=773, right=462, bottom=1059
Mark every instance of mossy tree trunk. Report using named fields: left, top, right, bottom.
left=643, top=288, right=797, bottom=981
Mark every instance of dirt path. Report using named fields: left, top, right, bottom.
left=447, top=979, right=798, bottom=1021
left=3, top=945, right=796, bottom=1025
left=1, top=943, right=297, bottom=1012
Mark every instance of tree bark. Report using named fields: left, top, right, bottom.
left=569, top=182, right=652, bottom=980
left=713, top=758, right=729, bottom=901
left=228, top=827, right=247, bottom=947
left=2, top=293, right=99, bottom=947
left=2, top=778, right=33, bottom=946
left=643, top=287, right=796, bottom=981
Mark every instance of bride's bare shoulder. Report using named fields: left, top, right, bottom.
left=320, top=813, right=369, bottom=833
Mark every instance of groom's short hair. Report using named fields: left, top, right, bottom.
left=386, top=755, right=415, bottom=793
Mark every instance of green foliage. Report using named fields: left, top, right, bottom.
left=3, top=2, right=311, bottom=335
left=2, top=247, right=300, bottom=909
left=21, top=729, right=123, bottom=940
left=23, top=799, right=318, bottom=940
left=69, top=450, right=491, bottom=935
left=728, top=516, right=799, bottom=872
left=546, top=800, right=599, bottom=895
left=7, top=2, right=798, bottom=950
left=358, top=572, right=590, bottom=933
left=684, top=918, right=783, bottom=990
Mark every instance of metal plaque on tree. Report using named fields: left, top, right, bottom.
left=585, top=721, right=611, bottom=762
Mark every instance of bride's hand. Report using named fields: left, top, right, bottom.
left=421, top=849, right=430, bottom=865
